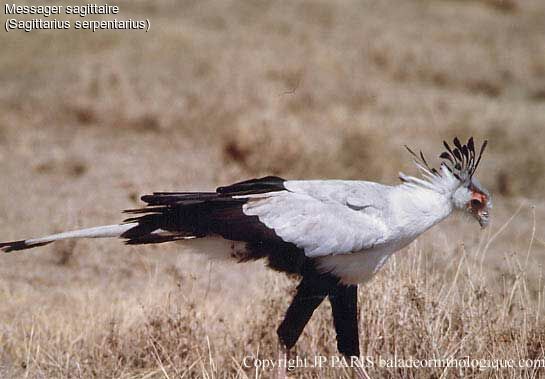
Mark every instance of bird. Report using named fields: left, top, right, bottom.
left=1, top=137, right=491, bottom=378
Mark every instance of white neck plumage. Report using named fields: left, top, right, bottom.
left=391, top=164, right=463, bottom=239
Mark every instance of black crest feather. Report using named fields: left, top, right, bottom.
left=405, top=137, right=488, bottom=182
left=405, top=137, right=488, bottom=185
left=438, top=137, right=488, bottom=180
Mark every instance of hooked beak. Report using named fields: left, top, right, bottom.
left=477, top=209, right=490, bottom=229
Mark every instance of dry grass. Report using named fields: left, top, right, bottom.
left=1, top=0, right=545, bottom=378
left=1, top=237, right=544, bottom=378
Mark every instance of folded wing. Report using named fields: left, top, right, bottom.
left=242, top=180, right=390, bottom=257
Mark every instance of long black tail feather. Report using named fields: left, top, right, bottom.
left=1, top=240, right=52, bottom=253
left=2, top=176, right=288, bottom=252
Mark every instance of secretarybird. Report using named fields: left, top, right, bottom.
left=2, top=137, right=491, bottom=378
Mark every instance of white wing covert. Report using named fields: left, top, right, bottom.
left=242, top=180, right=390, bottom=257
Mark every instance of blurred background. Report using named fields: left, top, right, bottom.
left=1, top=0, right=544, bottom=377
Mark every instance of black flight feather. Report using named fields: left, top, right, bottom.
left=217, top=176, right=286, bottom=195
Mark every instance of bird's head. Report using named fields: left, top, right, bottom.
left=445, top=138, right=491, bottom=228
left=452, top=176, right=491, bottom=228
left=403, top=137, right=491, bottom=228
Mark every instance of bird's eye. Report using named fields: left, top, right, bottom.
left=470, top=199, right=482, bottom=208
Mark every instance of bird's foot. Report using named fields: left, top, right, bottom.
left=275, top=344, right=290, bottom=379
left=352, top=364, right=371, bottom=379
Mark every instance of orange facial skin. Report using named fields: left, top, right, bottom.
left=471, top=191, right=487, bottom=208
left=468, top=190, right=490, bottom=228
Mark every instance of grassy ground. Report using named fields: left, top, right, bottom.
left=1, top=0, right=544, bottom=377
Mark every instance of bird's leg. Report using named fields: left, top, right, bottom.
left=328, top=284, right=369, bottom=379
left=276, top=274, right=330, bottom=377
left=276, top=275, right=329, bottom=352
